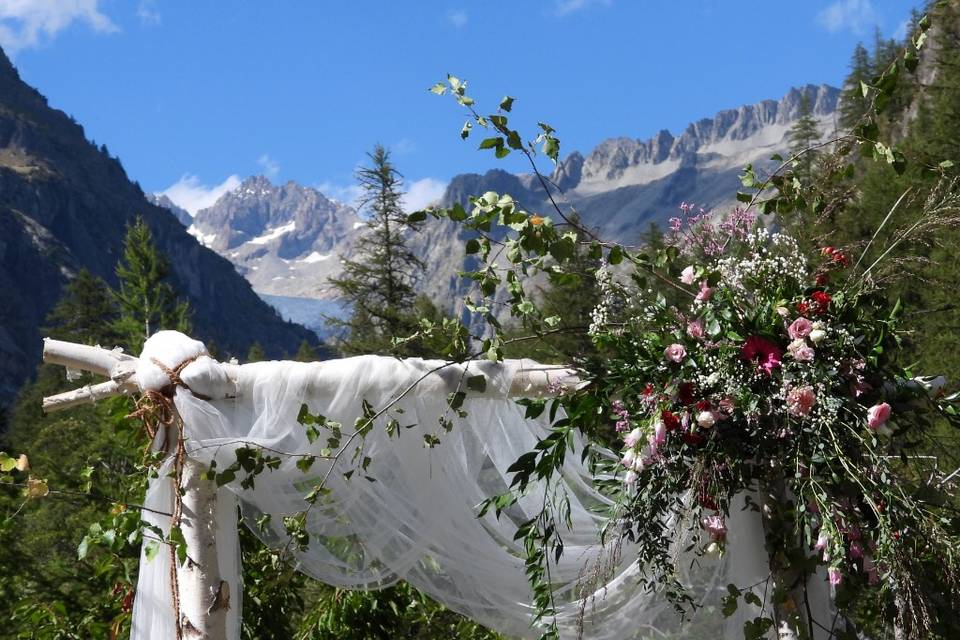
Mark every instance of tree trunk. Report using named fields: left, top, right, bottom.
left=176, top=457, right=229, bottom=639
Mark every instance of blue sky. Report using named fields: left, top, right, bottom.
left=1, top=0, right=918, bottom=214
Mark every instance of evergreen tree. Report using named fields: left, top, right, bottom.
left=293, top=339, right=318, bottom=362
left=112, top=217, right=191, bottom=353
left=840, top=43, right=874, bottom=129
left=43, top=269, right=121, bottom=346
left=328, top=145, right=425, bottom=355
left=246, top=341, right=267, bottom=363
left=789, top=90, right=821, bottom=179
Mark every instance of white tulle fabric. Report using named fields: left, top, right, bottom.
left=131, top=332, right=834, bottom=639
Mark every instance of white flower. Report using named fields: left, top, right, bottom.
left=624, top=470, right=638, bottom=485
left=809, top=328, right=826, bottom=343
left=696, top=411, right=716, bottom=428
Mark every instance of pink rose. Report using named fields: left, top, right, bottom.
left=686, top=319, right=705, bottom=339
left=828, top=567, right=842, bottom=586
left=867, top=402, right=891, bottom=430
left=788, top=317, right=813, bottom=340
left=787, top=339, right=815, bottom=362
left=701, top=514, right=727, bottom=542
left=787, top=385, right=816, bottom=417
left=663, top=343, right=687, bottom=363
left=695, top=280, right=713, bottom=302
left=680, top=265, right=696, bottom=285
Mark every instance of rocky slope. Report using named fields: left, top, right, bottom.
left=0, top=46, right=318, bottom=402
left=186, top=176, right=361, bottom=299
left=150, top=84, right=840, bottom=330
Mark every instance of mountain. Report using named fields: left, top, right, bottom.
left=444, top=84, right=840, bottom=240
left=0, top=45, right=319, bottom=403
left=411, top=83, right=840, bottom=305
left=149, top=84, right=840, bottom=328
left=186, top=175, right=362, bottom=299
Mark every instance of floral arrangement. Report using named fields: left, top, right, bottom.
left=585, top=204, right=960, bottom=634
left=424, top=31, right=960, bottom=634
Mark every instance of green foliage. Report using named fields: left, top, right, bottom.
left=788, top=89, right=822, bottom=180
left=246, top=341, right=267, bottom=363
left=43, top=269, right=121, bottom=346
left=113, top=216, right=191, bottom=353
left=328, top=145, right=430, bottom=356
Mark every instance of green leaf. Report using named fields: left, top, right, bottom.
left=479, top=136, right=503, bottom=150
left=542, top=137, right=559, bottom=161
left=407, top=210, right=427, bottom=223
left=499, top=96, right=514, bottom=112
left=429, top=82, right=447, bottom=95
left=296, top=456, right=316, bottom=472
left=465, top=238, right=481, bottom=254
left=467, top=375, right=487, bottom=393
left=608, top=246, right=623, bottom=265
left=448, top=390, right=467, bottom=410
left=144, top=541, right=160, bottom=562
left=495, top=146, right=511, bottom=159
left=169, top=526, right=187, bottom=566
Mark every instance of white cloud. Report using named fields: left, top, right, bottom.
left=0, top=0, right=118, bottom=55
left=816, top=0, right=876, bottom=35
left=136, top=0, right=160, bottom=26
left=258, top=153, right=280, bottom=178
left=554, top=0, right=610, bottom=17
left=402, top=177, right=447, bottom=212
left=447, top=9, right=467, bottom=28
left=316, top=181, right=364, bottom=209
left=159, top=173, right=242, bottom=216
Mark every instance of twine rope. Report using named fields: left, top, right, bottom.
left=126, top=354, right=209, bottom=640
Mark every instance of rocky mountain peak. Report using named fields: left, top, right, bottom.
left=575, top=84, right=839, bottom=191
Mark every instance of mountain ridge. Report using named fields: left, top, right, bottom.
left=0, top=45, right=321, bottom=402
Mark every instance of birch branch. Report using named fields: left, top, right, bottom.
left=40, top=337, right=583, bottom=413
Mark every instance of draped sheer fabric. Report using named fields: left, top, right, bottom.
left=130, top=332, right=833, bottom=639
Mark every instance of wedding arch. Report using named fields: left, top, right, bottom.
left=41, top=330, right=832, bottom=640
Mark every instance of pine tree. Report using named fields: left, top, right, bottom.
left=112, top=217, right=191, bottom=353
left=328, top=145, right=425, bottom=355
left=246, top=341, right=267, bottom=363
left=293, top=339, right=318, bottom=362
left=789, top=90, right=821, bottom=179
left=840, top=43, right=874, bottom=129
left=43, top=269, right=121, bottom=346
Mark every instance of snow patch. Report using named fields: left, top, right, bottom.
left=248, top=220, right=296, bottom=245
left=187, top=224, right=217, bottom=247
left=300, top=251, right=332, bottom=264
